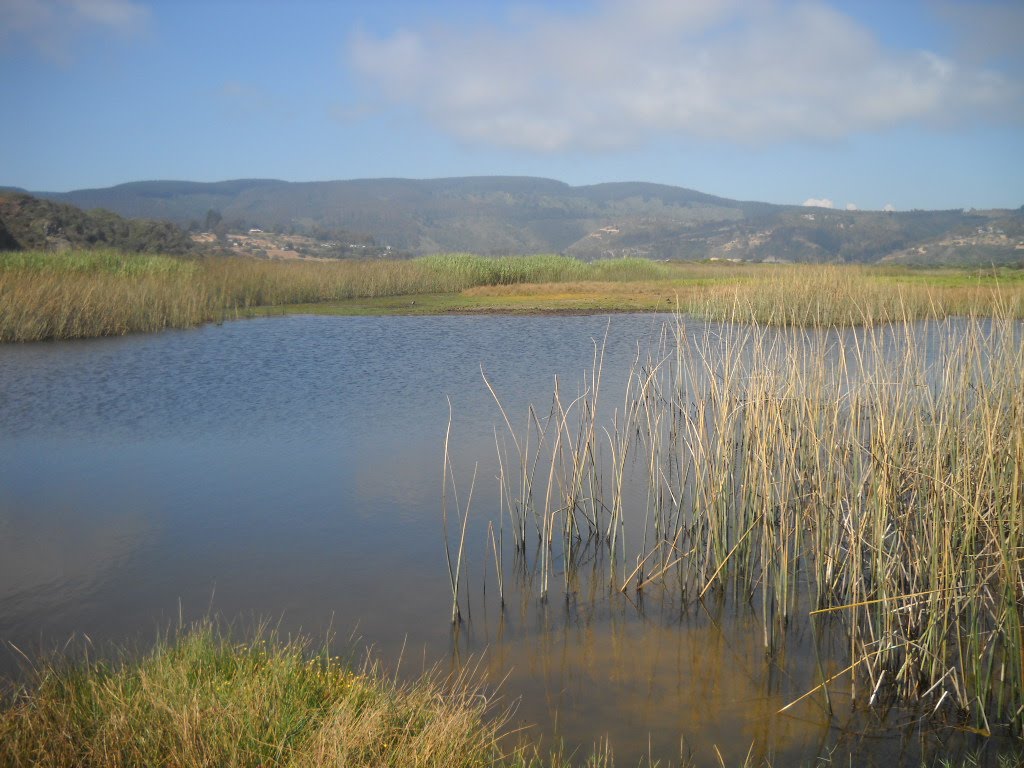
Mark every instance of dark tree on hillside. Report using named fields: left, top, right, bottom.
left=0, top=218, right=20, bottom=250
left=204, top=209, right=222, bottom=232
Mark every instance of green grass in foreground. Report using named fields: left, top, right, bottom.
left=0, top=621, right=513, bottom=768
left=2, top=622, right=1019, bottom=768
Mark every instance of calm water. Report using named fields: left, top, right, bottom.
left=0, top=314, right=1010, bottom=766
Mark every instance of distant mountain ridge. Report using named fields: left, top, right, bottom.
left=23, top=177, right=1024, bottom=265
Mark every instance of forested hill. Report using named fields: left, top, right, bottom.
left=0, top=192, right=193, bottom=254
left=24, top=177, right=1024, bottom=264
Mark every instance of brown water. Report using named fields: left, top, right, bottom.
left=0, top=314, right=1014, bottom=766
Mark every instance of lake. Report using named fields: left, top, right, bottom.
left=0, top=314, right=1016, bottom=766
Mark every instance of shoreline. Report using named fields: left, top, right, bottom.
left=2, top=252, right=1023, bottom=342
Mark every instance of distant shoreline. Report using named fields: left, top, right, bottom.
left=1, top=250, right=1022, bottom=342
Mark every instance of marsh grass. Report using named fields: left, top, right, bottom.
left=687, top=265, right=1024, bottom=325
left=467, top=301, right=1024, bottom=737
left=416, top=253, right=669, bottom=286
left=0, top=250, right=197, bottom=276
left=0, top=251, right=672, bottom=341
left=2, top=251, right=1023, bottom=341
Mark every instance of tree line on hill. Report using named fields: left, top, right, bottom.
left=0, top=192, right=194, bottom=255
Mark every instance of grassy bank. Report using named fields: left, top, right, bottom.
left=2, top=249, right=1023, bottom=341
left=0, top=621, right=515, bottom=768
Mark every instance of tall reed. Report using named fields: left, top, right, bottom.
left=474, top=298, right=1024, bottom=733
left=686, top=264, right=1024, bottom=325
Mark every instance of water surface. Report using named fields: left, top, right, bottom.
left=0, top=314, right=1010, bottom=766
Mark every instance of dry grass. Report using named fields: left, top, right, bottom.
left=0, top=620, right=513, bottom=768
left=687, top=264, right=1024, bottom=325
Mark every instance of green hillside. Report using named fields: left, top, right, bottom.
left=25, top=177, right=1024, bottom=265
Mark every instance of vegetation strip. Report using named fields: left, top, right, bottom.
left=1, top=250, right=1022, bottom=341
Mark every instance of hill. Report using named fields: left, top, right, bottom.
left=26, top=177, right=1024, bottom=265
left=879, top=209, right=1024, bottom=266
left=0, top=191, right=194, bottom=254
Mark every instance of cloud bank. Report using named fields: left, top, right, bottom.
left=350, top=0, right=1020, bottom=151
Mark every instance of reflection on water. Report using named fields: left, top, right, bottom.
left=458, top=592, right=833, bottom=764
left=0, top=314, right=1015, bottom=765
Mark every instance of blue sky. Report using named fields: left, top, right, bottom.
left=1, top=0, right=1021, bottom=210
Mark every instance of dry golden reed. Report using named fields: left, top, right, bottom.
left=474, top=299, right=1024, bottom=734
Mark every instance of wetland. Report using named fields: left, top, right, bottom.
left=1, top=306, right=1022, bottom=766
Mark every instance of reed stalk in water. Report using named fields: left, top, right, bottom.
left=472, top=295, right=1024, bottom=734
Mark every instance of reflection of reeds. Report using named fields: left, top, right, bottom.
left=473, top=299, right=1024, bottom=733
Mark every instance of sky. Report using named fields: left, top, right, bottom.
left=1, top=0, right=1022, bottom=211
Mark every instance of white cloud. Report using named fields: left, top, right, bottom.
left=883, top=203, right=896, bottom=212
left=803, top=198, right=834, bottom=208
left=845, top=203, right=858, bottom=211
left=0, top=0, right=149, bottom=61
left=348, top=0, right=1020, bottom=152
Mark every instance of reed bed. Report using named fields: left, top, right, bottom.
left=687, top=265, right=1024, bottom=325
left=462, top=301, right=1024, bottom=736
left=0, top=251, right=666, bottom=342
left=2, top=251, right=1022, bottom=341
